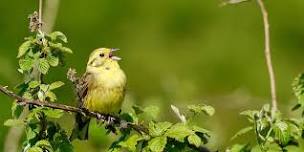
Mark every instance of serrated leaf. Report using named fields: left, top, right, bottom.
left=29, top=81, right=40, bottom=88
left=119, top=134, right=141, bottom=152
left=231, top=126, right=253, bottom=140
left=165, top=123, right=193, bottom=142
left=149, top=121, right=172, bottom=137
left=187, top=104, right=215, bottom=116
left=46, top=55, right=59, bottom=67
left=49, top=31, right=68, bottom=43
left=188, top=134, right=201, bottom=148
left=148, top=136, right=167, bottom=152
left=17, top=41, right=32, bottom=58
left=38, top=58, right=50, bottom=74
left=19, top=58, right=34, bottom=71
left=50, top=81, right=64, bottom=90
left=4, top=119, right=25, bottom=127
left=274, top=121, right=290, bottom=146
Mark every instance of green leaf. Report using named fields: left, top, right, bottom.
left=38, top=58, right=50, bottom=74
left=29, top=81, right=40, bottom=88
left=228, top=144, right=251, bottom=152
left=60, top=47, right=73, bottom=54
left=26, top=125, right=39, bottom=140
left=49, top=31, right=68, bottom=43
left=231, top=126, right=253, bottom=140
left=119, top=134, right=141, bottom=152
left=292, top=74, right=304, bottom=109
left=11, top=102, right=23, bottom=118
left=165, top=123, right=193, bottom=142
left=43, top=108, right=64, bottom=119
left=188, top=134, right=201, bottom=148
left=274, top=121, right=290, bottom=146
left=4, top=119, right=25, bottom=127
left=35, top=140, right=53, bottom=152
left=192, top=125, right=210, bottom=134
left=46, top=91, right=57, bottom=102
left=18, top=40, right=32, bottom=58
left=292, top=104, right=302, bottom=111
left=27, top=147, right=43, bottom=152
left=149, top=121, right=172, bottom=137
left=240, top=110, right=259, bottom=122
left=40, top=84, right=49, bottom=92
left=50, top=81, right=64, bottom=90
left=19, top=58, right=34, bottom=71
left=132, top=105, right=144, bottom=115
left=46, top=55, right=59, bottom=67
left=148, top=136, right=167, bottom=152
left=187, top=104, right=215, bottom=116
left=38, top=91, right=45, bottom=101
left=23, top=91, right=33, bottom=100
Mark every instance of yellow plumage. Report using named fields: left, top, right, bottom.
left=84, top=61, right=126, bottom=113
left=71, top=48, right=126, bottom=140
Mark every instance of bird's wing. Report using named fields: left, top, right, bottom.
left=77, top=72, right=90, bottom=108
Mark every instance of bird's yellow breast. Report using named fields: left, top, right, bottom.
left=84, top=62, right=126, bottom=114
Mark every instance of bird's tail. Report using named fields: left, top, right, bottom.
left=70, top=112, right=90, bottom=141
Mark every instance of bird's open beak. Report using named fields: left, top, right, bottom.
left=110, top=48, right=121, bottom=61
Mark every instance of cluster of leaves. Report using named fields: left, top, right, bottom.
left=4, top=30, right=73, bottom=152
left=227, top=74, right=304, bottom=152
left=291, top=73, right=304, bottom=114
left=109, top=104, right=214, bottom=152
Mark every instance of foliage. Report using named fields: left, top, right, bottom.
left=3, top=10, right=214, bottom=152
left=4, top=19, right=73, bottom=152
left=109, top=104, right=214, bottom=152
left=227, top=75, right=304, bottom=152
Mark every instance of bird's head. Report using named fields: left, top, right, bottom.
left=87, top=48, right=121, bottom=68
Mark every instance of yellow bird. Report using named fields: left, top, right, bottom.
left=70, top=48, right=126, bottom=140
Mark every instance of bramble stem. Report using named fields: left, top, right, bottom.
left=0, top=85, right=148, bottom=134
left=256, top=0, right=278, bottom=116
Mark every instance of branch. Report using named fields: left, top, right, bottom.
left=256, top=0, right=278, bottom=116
left=0, top=85, right=148, bottom=134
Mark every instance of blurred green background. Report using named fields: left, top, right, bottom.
left=0, top=0, right=303, bottom=151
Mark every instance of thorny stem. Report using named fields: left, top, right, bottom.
left=0, top=85, right=148, bottom=134
left=256, top=0, right=278, bottom=117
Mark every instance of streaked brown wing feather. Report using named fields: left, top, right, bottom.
left=77, top=72, right=90, bottom=108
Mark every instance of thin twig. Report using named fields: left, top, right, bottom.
left=256, top=0, right=278, bottom=116
left=0, top=85, right=148, bottom=134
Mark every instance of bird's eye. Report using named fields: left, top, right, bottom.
left=99, top=53, right=105, bottom=57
